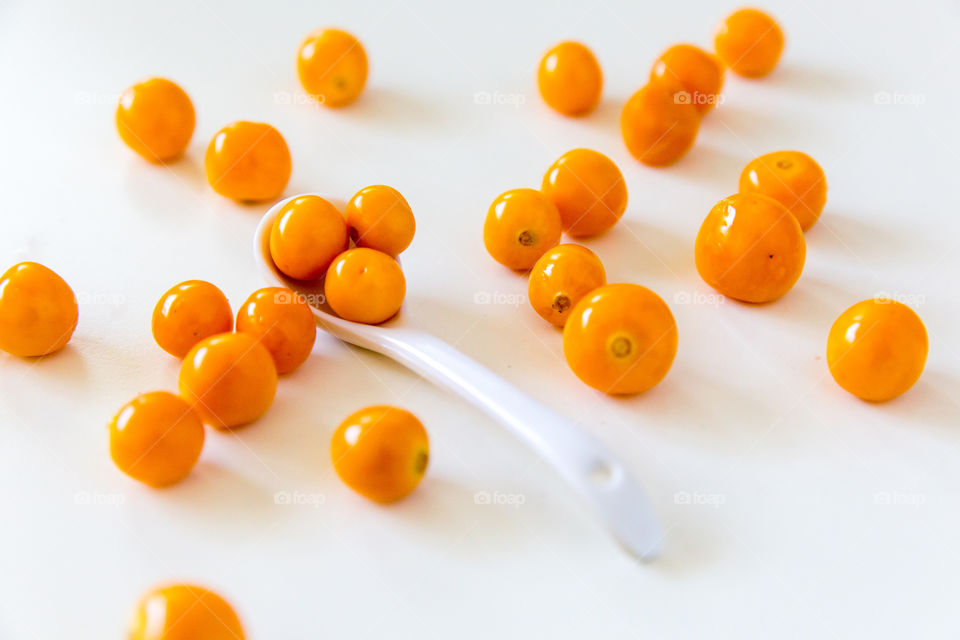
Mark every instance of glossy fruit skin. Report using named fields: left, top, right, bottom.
left=541, top=149, right=627, bottom=237
left=178, top=332, right=278, bottom=429
left=483, top=188, right=562, bottom=270
left=650, top=44, right=724, bottom=114
left=297, top=28, right=368, bottom=107
left=152, top=280, right=233, bottom=359
left=0, top=262, right=77, bottom=357
left=128, top=584, right=245, bottom=640
left=739, top=150, right=827, bottom=231
left=528, top=244, right=606, bottom=327
left=116, top=78, right=195, bottom=162
left=827, top=299, right=928, bottom=402
left=109, top=392, right=204, bottom=488
left=204, top=121, right=291, bottom=202
left=537, top=41, right=603, bottom=116
left=695, top=193, right=806, bottom=303
left=345, top=185, right=415, bottom=257
left=270, top=195, right=348, bottom=280
left=715, top=8, right=784, bottom=78
left=331, top=405, right=429, bottom=503
left=325, top=248, right=405, bottom=324
left=562, top=284, right=677, bottom=395
left=236, top=287, right=316, bottom=374
left=621, top=83, right=700, bottom=166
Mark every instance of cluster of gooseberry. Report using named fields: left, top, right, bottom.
left=268, top=186, right=414, bottom=325
left=484, top=149, right=678, bottom=395
left=0, top=253, right=425, bottom=506
left=537, top=8, right=784, bottom=166
left=116, top=27, right=370, bottom=202
left=108, top=274, right=429, bottom=500
left=528, top=9, right=928, bottom=402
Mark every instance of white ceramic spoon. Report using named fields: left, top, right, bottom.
left=254, top=194, right=663, bottom=561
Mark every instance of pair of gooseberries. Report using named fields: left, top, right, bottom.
left=695, top=150, right=827, bottom=304
left=484, top=148, right=627, bottom=272
left=117, top=77, right=292, bottom=201
left=269, top=187, right=415, bottom=325
left=124, top=401, right=427, bottom=633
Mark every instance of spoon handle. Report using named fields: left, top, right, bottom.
left=371, top=327, right=663, bottom=560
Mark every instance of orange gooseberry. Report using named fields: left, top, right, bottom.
left=116, top=77, right=195, bottom=162
left=109, top=391, right=205, bottom=488
left=236, top=287, right=316, bottom=374
left=562, top=283, right=677, bottom=395
left=128, top=584, right=245, bottom=640
left=541, top=148, right=627, bottom=237
left=537, top=41, right=603, bottom=116
left=178, top=332, right=277, bottom=429
left=827, top=299, right=928, bottom=402
left=695, top=193, right=806, bottom=303
left=739, top=150, right=827, bottom=231
left=620, top=83, right=700, bottom=166
left=297, top=28, right=369, bottom=107
left=331, top=405, right=429, bottom=503
left=269, top=195, right=349, bottom=280
left=483, top=188, right=561, bottom=270
left=152, top=280, right=233, bottom=359
left=204, top=121, right=291, bottom=202
left=714, top=8, right=784, bottom=78
left=345, top=185, right=416, bottom=256
left=324, top=248, right=405, bottom=324
left=650, top=44, right=724, bottom=114
left=528, top=244, right=606, bottom=327
left=0, top=262, right=77, bottom=357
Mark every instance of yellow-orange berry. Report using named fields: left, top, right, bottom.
left=205, top=121, right=291, bottom=202
left=325, top=248, right=405, bottom=324
left=152, top=280, right=233, bottom=359
left=650, top=44, right=724, bottom=114
left=827, top=299, right=928, bottom=402
left=331, top=405, right=429, bottom=503
left=621, top=83, right=700, bottom=166
left=128, top=584, right=245, bottom=640
left=541, top=149, right=627, bottom=237
left=345, top=185, right=415, bottom=257
left=269, top=195, right=349, bottom=281
left=116, top=78, right=195, bottom=162
left=562, top=284, right=677, bottom=395
left=109, top=391, right=205, bottom=488
left=178, top=332, right=277, bottom=429
left=236, top=287, right=316, bottom=374
left=739, top=150, right=827, bottom=231
left=537, top=41, right=603, bottom=116
left=483, top=188, right=562, bottom=270
left=714, top=8, right=784, bottom=78
left=297, top=28, right=368, bottom=107
left=0, top=262, right=77, bottom=357
left=528, top=244, right=606, bottom=327
left=695, top=193, right=805, bottom=303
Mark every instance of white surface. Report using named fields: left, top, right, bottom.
left=1, top=0, right=958, bottom=637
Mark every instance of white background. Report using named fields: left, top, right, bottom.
left=1, top=0, right=958, bottom=637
